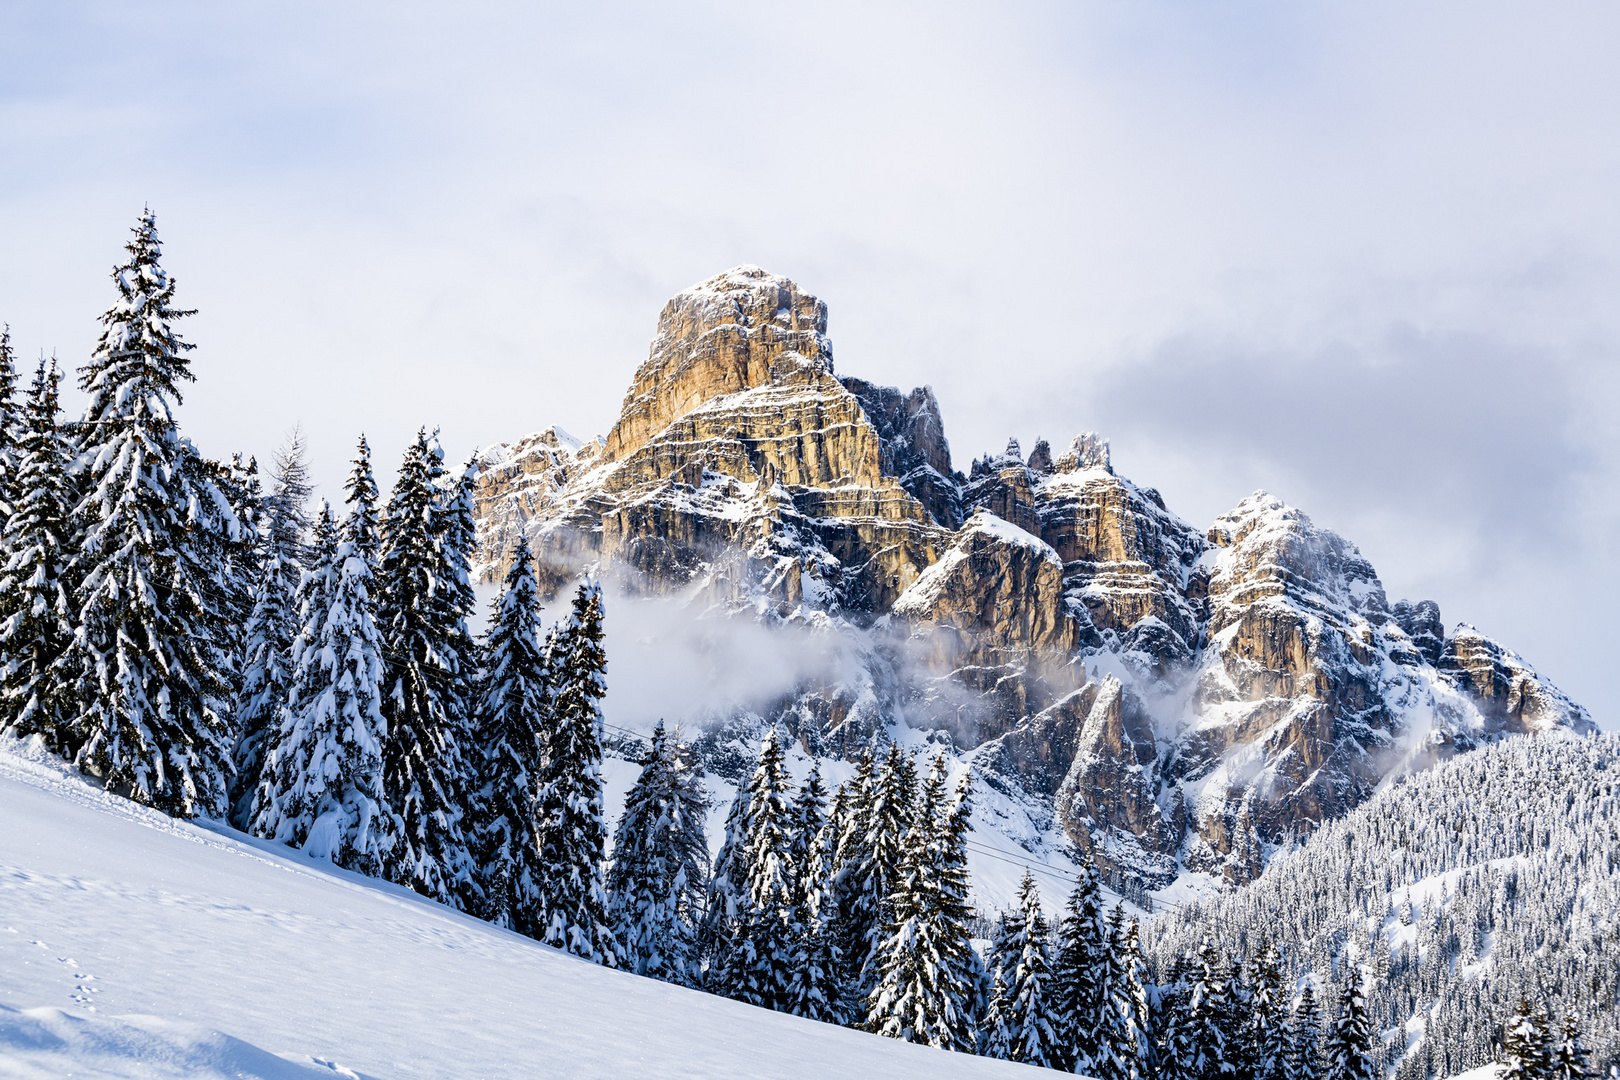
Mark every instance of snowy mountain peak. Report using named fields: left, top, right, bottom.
left=472, top=268, right=1594, bottom=892
left=1053, top=431, right=1112, bottom=474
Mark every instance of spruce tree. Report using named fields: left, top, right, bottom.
left=1289, top=982, right=1323, bottom=1080
left=1190, top=938, right=1236, bottom=1080
left=865, top=756, right=980, bottom=1051
left=606, top=720, right=710, bottom=986
left=0, top=325, right=20, bottom=521
left=1552, top=1010, right=1589, bottom=1080
left=1500, top=1001, right=1556, bottom=1080
left=981, top=967, right=1016, bottom=1060
left=267, top=428, right=314, bottom=560
left=984, top=907, right=1020, bottom=1005
left=1092, top=904, right=1145, bottom=1080
left=230, top=431, right=314, bottom=827
left=1222, top=957, right=1256, bottom=1080
left=1119, top=917, right=1156, bottom=1080
left=376, top=431, right=478, bottom=908
left=786, top=762, right=828, bottom=915
left=786, top=763, right=842, bottom=1023
left=1159, top=955, right=1201, bottom=1080
left=250, top=500, right=395, bottom=875
left=826, top=750, right=877, bottom=1000
left=1323, top=970, right=1378, bottom=1080
left=212, top=452, right=263, bottom=657
left=61, top=209, right=239, bottom=818
left=834, top=741, right=917, bottom=1001
left=1006, top=870, right=1060, bottom=1068
left=470, top=535, right=551, bottom=934
left=1052, top=856, right=1109, bottom=1074
left=0, top=357, right=77, bottom=751
left=790, top=875, right=842, bottom=1023
left=343, top=435, right=381, bottom=568
left=1250, top=945, right=1293, bottom=1080
left=703, top=773, right=753, bottom=983
left=724, top=728, right=799, bottom=1011
left=936, top=768, right=988, bottom=1035
left=533, top=581, right=618, bottom=965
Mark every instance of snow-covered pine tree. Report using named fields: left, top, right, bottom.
left=0, top=357, right=77, bottom=751
left=1323, top=969, right=1378, bottom=1080
left=786, top=762, right=842, bottom=1023
left=936, top=767, right=988, bottom=1037
left=864, top=755, right=980, bottom=1052
left=981, top=967, right=1015, bottom=1061
left=826, top=750, right=877, bottom=1000
left=786, top=762, right=828, bottom=916
left=1500, top=1001, right=1557, bottom=1080
left=376, top=431, right=478, bottom=908
left=865, top=765, right=944, bottom=1042
left=1249, top=945, right=1293, bottom=1080
left=1091, top=904, right=1146, bottom=1080
left=1006, top=870, right=1060, bottom=1069
left=250, top=499, right=395, bottom=875
left=1052, top=855, right=1109, bottom=1074
left=846, top=741, right=918, bottom=1000
left=267, top=428, right=314, bottom=559
left=724, top=728, right=799, bottom=1011
left=1288, top=981, right=1323, bottom=1080
left=1221, top=956, right=1256, bottom=1080
left=702, top=775, right=752, bottom=984
left=214, top=452, right=263, bottom=638
left=534, top=580, right=618, bottom=965
left=435, top=451, right=482, bottom=742
left=1189, top=938, right=1236, bottom=1080
left=1119, top=916, right=1156, bottom=1080
left=606, top=721, right=710, bottom=986
left=309, top=502, right=337, bottom=560
left=61, top=209, right=240, bottom=818
left=1158, top=955, right=1201, bottom=1080
left=343, top=435, right=381, bottom=569
left=1553, top=1010, right=1590, bottom=1080
left=229, top=431, right=315, bottom=827
left=0, top=326, right=19, bottom=523
left=470, top=535, right=550, bottom=934
left=985, top=907, right=1019, bottom=999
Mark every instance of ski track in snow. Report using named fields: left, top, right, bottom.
left=0, top=742, right=1043, bottom=1079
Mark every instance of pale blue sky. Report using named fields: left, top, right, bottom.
left=2, top=1, right=1616, bottom=725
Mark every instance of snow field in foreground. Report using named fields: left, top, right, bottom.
left=0, top=743, right=1040, bottom=1079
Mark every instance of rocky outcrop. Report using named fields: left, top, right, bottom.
left=1033, top=436, right=1205, bottom=678
left=892, top=511, right=1079, bottom=664
left=473, top=266, right=1596, bottom=893
left=601, top=267, right=834, bottom=465
left=1439, top=625, right=1594, bottom=736
left=1053, top=676, right=1180, bottom=884
left=1392, top=599, right=1446, bottom=666
left=889, top=511, right=1085, bottom=747
left=839, top=377, right=962, bottom=528
left=473, top=267, right=953, bottom=612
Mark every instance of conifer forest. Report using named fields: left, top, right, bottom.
left=1, top=211, right=1614, bottom=1080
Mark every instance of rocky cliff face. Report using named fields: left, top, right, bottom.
left=474, top=266, right=1596, bottom=892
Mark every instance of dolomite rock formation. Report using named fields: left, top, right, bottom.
left=474, top=266, right=1595, bottom=891
left=1439, top=625, right=1589, bottom=736
left=475, top=266, right=952, bottom=613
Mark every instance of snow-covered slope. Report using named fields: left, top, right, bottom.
left=1142, top=731, right=1620, bottom=1079
left=0, top=740, right=1038, bottom=1080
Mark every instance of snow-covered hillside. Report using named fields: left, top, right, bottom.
left=1142, top=731, right=1620, bottom=1080
left=0, top=739, right=1039, bottom=1080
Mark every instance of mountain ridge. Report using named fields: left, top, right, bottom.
left=470, top=266, right=1594, bottom=890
